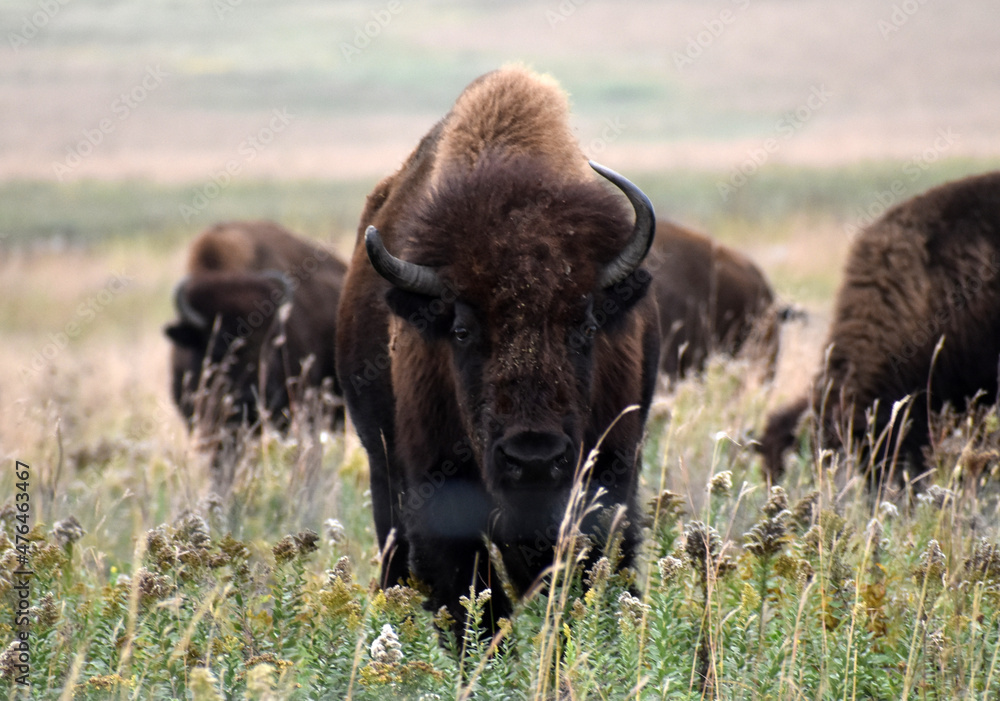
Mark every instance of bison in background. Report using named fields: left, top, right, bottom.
left=165, top=220, right=347, bottom=489
left=758, top=172, right=1000, bottom=490
left=336, top=66, right=660, bottom=638
left=648, top=220, right=785, bottom=383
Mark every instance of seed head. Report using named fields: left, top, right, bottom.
left=915, top=539, right=947, bottom=588
left=710, top=471, right=733, bottom=497
left=584, top=556, right=612, bottom=588
left=964, top=538, right=1000, bottom=584
left=476, top=587, right=492, bottom=607
left=293, top=530, right=320, bottom=556
left=324, top=518, right=346, bottom=545
left=327, top=555, right=353, bottom=584
left=174, top=511, right=210, bottom=550
left=272, top=535, right=297, bottom=565
left=135, top=566, right=171, bottom=604
left=684, top=520, right=723, bottom=582
left=917, top=485, right=953, bottom=510
left=0, top=640, right=23, bottom=679
left=218, top=534, right=250, bottom=563
left=370, top=624, right=403, bottom=665
left=866, top=519, right=885, bottom=549
left=743, top=511, right=790, bottom=560
left=617, top=591, right=649, bottom=631
left=145, top=525, right=176, bottom=568
left=50, top=516, right=85, bottom=549
left=31, top=592, right=59, bottom=627
left=657, top=555, right=684, bottom=584
left=790, top=490, right=819, bottom=530
left=433, top=605, right=455, bottom=634
left=762, top=486, right=789, bottom=517
left=878, top=501, right=899, bottom=520
left=383, top=585, right=422, bottom=618
left=648, top=490, right=685, bottom=521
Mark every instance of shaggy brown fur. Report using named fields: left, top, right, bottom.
left=647, top=220, right=779, bottom=382
left=430, top=65, right=589, bottom=185
left=166, top=221, right=347, bottom=485
left=336, top=67, right=659, bottom=639
left=759, top=172, right=1000, bottom=486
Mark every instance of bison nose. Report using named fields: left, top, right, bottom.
left=495, top=431, right=576, bottom=484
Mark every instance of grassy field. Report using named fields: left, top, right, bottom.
left=2, top=161, right=1000, bottom=698
left=3, top=0, right=1000, bottom=696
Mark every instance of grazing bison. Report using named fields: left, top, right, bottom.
left=336, top=67, right=660, bottom=636
left=647, top=220, right=781, bottom=382
left=165, top=221, right=347, bottom=482
left=758, top=172, right=1000, bottom=487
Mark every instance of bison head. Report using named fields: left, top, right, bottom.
left=367, top=157, right=655, bottom=511
left=164, top=271, right=293, bottom=429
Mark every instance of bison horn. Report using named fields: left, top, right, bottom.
left=365, top=225, right=447, bottom=297
left=172, top=277, right=209, bottom=329
left=590, top=160, right=656, bottom=289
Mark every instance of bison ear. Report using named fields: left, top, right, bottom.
left=599, top=268, right=652, bottom=332
left=165, top=322, right=205, bottom=349
left=384, top=288, right=453, bottom=339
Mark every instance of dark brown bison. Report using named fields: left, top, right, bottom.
left=647, top=220, right=781, bottom=382
left=758, top=172, right=1000, bottom=487
left=165, top=221, right=347, bottom=482
left=336, top=67, right=660, bottom=636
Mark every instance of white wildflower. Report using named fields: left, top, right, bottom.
left=370, top=624, right=403, bottom=665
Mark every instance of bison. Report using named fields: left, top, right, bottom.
left=336, top=66, right=660, bottom=637
left=758, top=172, right=1000, bottom=488
left=165, top=220, right=347, bottom=486
left=647, top=220, right=781, bottom=383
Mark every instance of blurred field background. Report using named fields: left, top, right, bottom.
left=2, top=1, right=1000, bottom=697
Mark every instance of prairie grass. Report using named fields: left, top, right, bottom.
left=2, top=171, right=1000, bottom=699
left=2, top=347, right=999, bottom=699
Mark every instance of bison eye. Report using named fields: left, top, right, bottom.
left=452, top=326, right=470, bottom=343
left=583, top=323, right=598, bottom=339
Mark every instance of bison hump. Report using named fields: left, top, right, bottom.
left=432, top=65, right=589, bottom=185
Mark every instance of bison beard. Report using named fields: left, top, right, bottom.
left=336, top=67, right=660, bottom=641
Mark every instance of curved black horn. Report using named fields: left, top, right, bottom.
left=590, top=160, right=656, bottom=289
left=365, top=225, right=446, bottom=297
left=172, top=277, right=208, bottom=329
left=260, top=270, right=294, bottom=305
